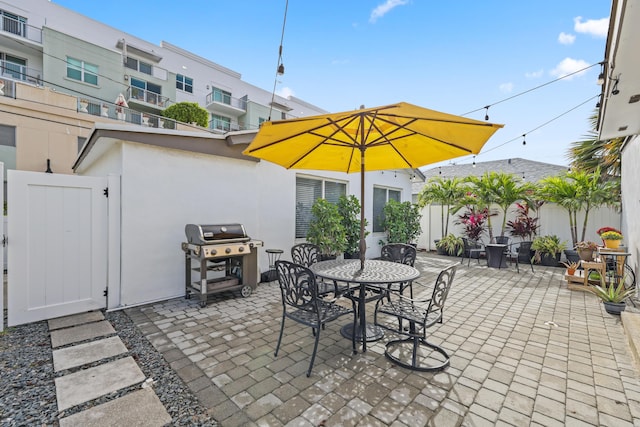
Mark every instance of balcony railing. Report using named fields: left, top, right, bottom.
left=0, top=14, right=42, bottom=44
left=205, top=90, right=247, bottom=111
left=76, top=97, right=179, bottom=129
left=0, top=78, right=15, bottom=98
left=126, top=86, right=171, bottom=109
left=0, top=60, right=41, bottom=85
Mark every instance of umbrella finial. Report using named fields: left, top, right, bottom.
left=360, top=105, right=365, bottom=110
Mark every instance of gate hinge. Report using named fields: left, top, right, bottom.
left=103, top=187, right=108, bottom=197
left=103, top=288, right=108, bottom=297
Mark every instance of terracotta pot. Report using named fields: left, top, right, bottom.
left=577, top=248, right=594, bottom=261
left=604, top=239, right=621, bottom=249
left=567, top=268, right=576, bottom=275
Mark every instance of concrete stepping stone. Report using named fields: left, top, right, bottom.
left=55, top=356, right=145, bottom=411
left=53, top=336, right=128, bottom=372
left=48, top=311, right=105, bottom=330
left=50, top=320, right=115, bottom=348
left=58, top=388, right=171, bottom=427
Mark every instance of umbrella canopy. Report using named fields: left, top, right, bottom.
left=243, top=102, right=503, bottom=269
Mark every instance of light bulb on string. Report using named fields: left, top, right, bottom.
left=472, top=156, right=476, bottom=168
left=484, top=106, right=490, bottom=121
left=522, top=134, right=526, bottom=146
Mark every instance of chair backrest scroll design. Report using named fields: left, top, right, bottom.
left=381, top=243, right=417, bottom=267
left=276, top=260, right=319, bottom=314
left=291, top=243, right=321, bottom=268
left=426, top=265, right=457, bottom=322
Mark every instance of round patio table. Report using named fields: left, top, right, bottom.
left=310, top=259, right=420, bottom=352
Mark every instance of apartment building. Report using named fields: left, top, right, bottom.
left=0, top=0, right=327, bottom=176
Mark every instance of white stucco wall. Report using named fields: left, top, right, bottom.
left=77, top=137, right=414, bottom=309
left=622, top=135, right=640, bottom=276
left=418, top=203, right=621, bottom=253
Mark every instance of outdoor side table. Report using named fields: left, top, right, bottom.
left=263, top=249, right=283, bottom=282
left=485, top=244, right=507, bottom=268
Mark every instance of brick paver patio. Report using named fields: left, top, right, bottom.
left=126, top=253, right=640, bottom=426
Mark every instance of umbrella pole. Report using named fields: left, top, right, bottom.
left=359, top=151, right=366, bottom=270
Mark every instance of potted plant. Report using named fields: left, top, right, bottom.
left=382, top=200, right=422, bottom=246
left=600, top=230, right=623, bottom=249
left=562, top=260, right=580, bottom=276
left=435, top=234, right=463, bottom=256
left=591, top=276, right=634, bottom=315
left=574, top=241, right=598, bottom=261
left=306, top=198, right=347, bottom=259
left=531, top=235, right=567, bottom=267
left=337, top=195, right=368, bottom=259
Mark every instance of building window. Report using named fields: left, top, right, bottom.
left=211, top=114, right=231, bottom=131
left=124, top=56, right=152, bottom=75
left=295, top=176, right=346, bottom=238
left=0, top=124, right=16, bottom=176
left=0, top=10, right=27, bottom=38
left=77, top=136, right=86, bottom=153
left=211, top=87, right=232, bottom=105
left=0, top=53, right=27, bottom=80
left=130, top=77, right=162, bottom=105
left=372, top=186, right=401, bottom=232
left=0, top=124, right=15, bottom=147
left=176, top=74, right=193, bottom=93
left=66, top=57, right=98, bottom=85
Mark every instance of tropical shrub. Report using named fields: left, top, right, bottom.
left=162, top=102, right=209, bottom=127
left=506, top=202, right=539, bottom=241
left=455, top=206, right=488, bottom=242
left=382, top=200, right=422, bottom=245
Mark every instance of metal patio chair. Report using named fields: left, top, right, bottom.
left=374, top=264, right=457, bottom=372
left=291, top=243, right=348, bottom=297
left=274, top=260, right=356, bottom=377
left=379, top=243, right=418, bottom=299
left=460, top=238, right=484, bottom=266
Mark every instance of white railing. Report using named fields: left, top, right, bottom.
left=0, top=60, right=41, bottom=85
left=0, top=14, right=42, bottom=43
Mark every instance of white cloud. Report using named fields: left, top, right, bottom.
left=276, top=87, right=295, bottom=98
left=499, top=82, right=514, bottom=93
left=550, top=57, right=590, bottom=80
left=574, top=16, right=609, bottom=37
left=558, top=32, right=576, bottom=45
left=370, top=0, right=408, bottom=23
left=525, top=69, right=544, bottom=79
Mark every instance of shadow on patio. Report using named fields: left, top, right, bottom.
left=127, top=252, right=640, bottom=426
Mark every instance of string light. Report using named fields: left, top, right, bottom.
left=472, top=156, right=476, bottom=168
left=522, top=134, right=526, bottom=146
left=268, top=0, right=289, bottom=121
left=484, top=106, right=490, bottom=121
left=478, top=95, right=598, bottom=156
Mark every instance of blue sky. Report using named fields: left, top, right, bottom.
left=53, top=0, right=610, bottom=168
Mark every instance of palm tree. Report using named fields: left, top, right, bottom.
left=568, top=112, right=624, bottom=180
left=417, top=177, right=467, bottom=239
left=537, top=175, right=581, bottom=246
left=465, top=172, right=532, bottom=240
left=538, top=169, right=620, bottom=247
left=571, top=168, right=620, bottom=242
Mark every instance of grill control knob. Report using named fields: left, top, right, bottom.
left=238, top=246, right=245, bottom=252
left=211, top=248, right=217, bottom=256
left=225, top=247, right=232, bottom=254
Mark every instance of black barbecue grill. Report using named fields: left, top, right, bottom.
left=182, top=224, right=263, bottom=307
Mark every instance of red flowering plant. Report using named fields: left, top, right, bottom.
left=506, top=202, right=540, bottom=241
left=597, top=226, right=622, bottom=236
left=455, top=206, right=489, bottom=242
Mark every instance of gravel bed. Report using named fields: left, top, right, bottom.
left=0, top=310, right=218, bottom=426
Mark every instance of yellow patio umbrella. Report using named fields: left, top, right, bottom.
left=243, top=102, right=503, bottom=269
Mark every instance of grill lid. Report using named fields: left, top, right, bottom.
left=185, top=223, right=249, bottom=245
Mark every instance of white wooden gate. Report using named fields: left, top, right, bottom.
left=7, top=170, right=108, bottom=326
